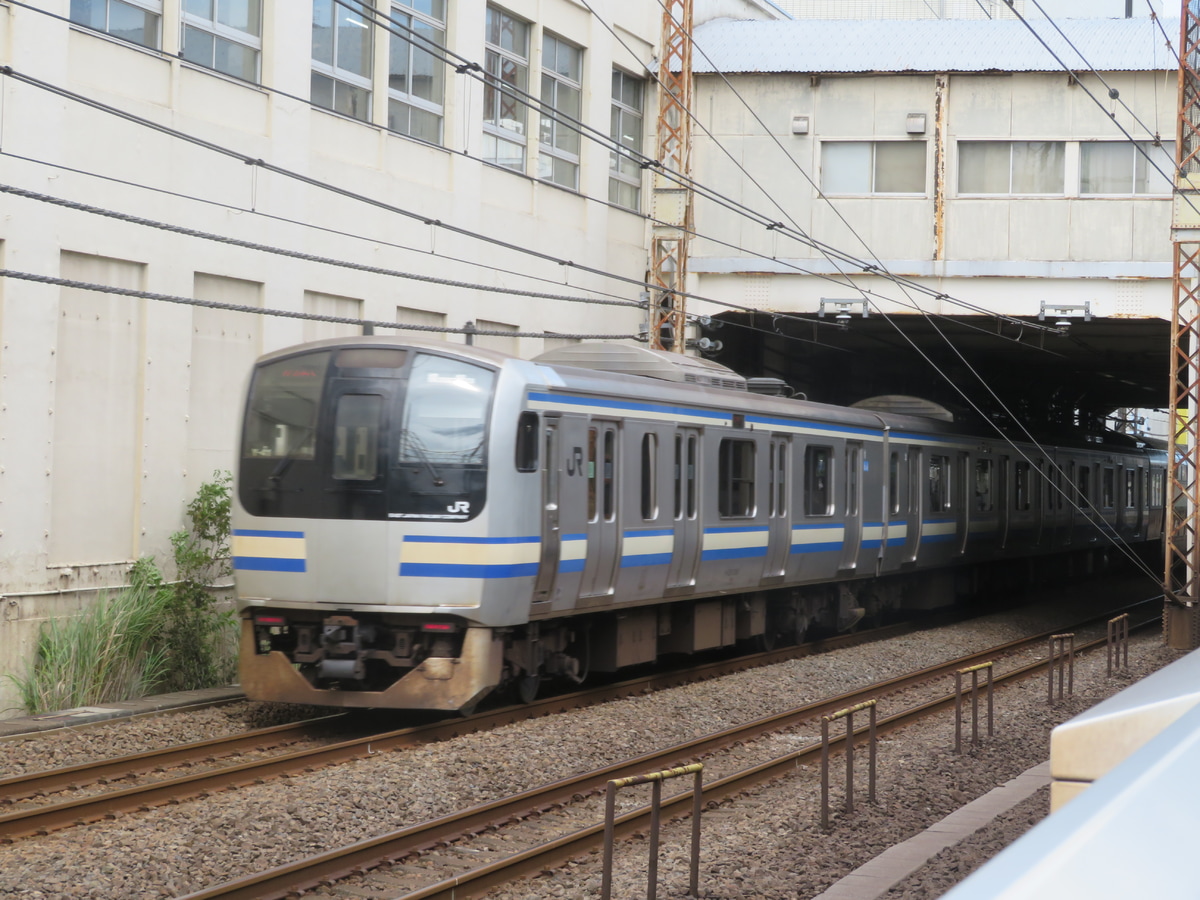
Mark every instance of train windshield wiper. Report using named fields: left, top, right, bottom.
left=401, top=434, right=446, bottom=487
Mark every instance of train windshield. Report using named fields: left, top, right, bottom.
left=399, top=355, right=493, bottom=466
left=239, top=347, right=495, bottom=521
left=242, top=352, right=330, bottom=460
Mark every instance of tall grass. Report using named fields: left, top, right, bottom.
left=8, top=568, right=171, bottom=714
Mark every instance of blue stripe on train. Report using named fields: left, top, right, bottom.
left=233, top=556, right=307, bottom=573
left=399, top=562, right=540, bottom=578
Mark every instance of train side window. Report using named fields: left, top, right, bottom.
left=929, top=455, right=951, bottom=512
left=1102, top=468, right=1115, bottom=508
left=603, top=429, right=616, bottom=521
left=718, top=438, right=756, bottom=517
left=686, top=435, right=698, bottom=519
left=587, top=428, right=598, bottom=522
left=673, top=435, right=683, bottom=519
left=804, top=445, right=833, bottom=516
left=776, top=442, right=788, bottom=517
left=1014, top=461, right=1030, bottom=511
left=641, top=433, right=658, bottom=520
left=1077, top=465, right=1090, bottom=506
left=332, top=394, right=382, bottom=480
left=974, top=459, right=993, bottom=512
left=515, top=411, right=538, bottom=472
left=889, top=452, right=900, bottom=515
left=1125, top=469, right=1137, bottom=508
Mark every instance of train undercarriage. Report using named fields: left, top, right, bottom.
left=241, top=546, right=1134, bottom=713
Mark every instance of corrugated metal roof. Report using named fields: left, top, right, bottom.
left=691, top=17, right=1178, bottom=74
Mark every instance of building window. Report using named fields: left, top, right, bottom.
left=70, top=0, right=161, bottom=49
left=821, top=141, right=926, bottom=194
left=1081, top=141, right=1175, bottom=195
left=610, top=69, right=644, bottom=210
left=181, top=0, right=261, bottom=82
left=958, top=141, right=1065, bottom=194
left=718, top=439, right=756, bottom=518
left=312, top=0, right=374, bottom=123
left=388, top=0, right=445, bottom=143
left=538, top=33, right=582, bottom=189
left=483, top=6, right=530, bottom=171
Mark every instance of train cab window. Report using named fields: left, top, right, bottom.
left=889, top=452, right=900, bottom=516
left=1125, top=469, right=1138, bottom=508
left=804, top=446, right=833, bottom=516
left=1014, top=461, right=1031, bottom=511
left=1151, top=469, right=1165, bottom=506
left=515, top=411, right=538, bottom=472
left=332, top=394, right=382, bottom=480
left=242, top=350, right=330, bottom=460
left=974, top=459, right=993, bottom=512
left=398, top=355, right=494, bottom=466
left=1102, top=468, right=1115, bottom=508
left=641, top=433, right=658, bottom=520
left=718, top=438, right=756, bottom=517
left=929, top=455, right=951, bottom=512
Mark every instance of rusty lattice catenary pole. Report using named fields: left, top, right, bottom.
left=1167, top=0, right=1200, bottom=649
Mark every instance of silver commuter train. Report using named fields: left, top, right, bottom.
left=232, top=337, right=1167, bottom=712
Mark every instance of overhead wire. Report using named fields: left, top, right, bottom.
left=650, top=1, right=1167, bottom=569
left=0, top=268, right=639, bottom=341
left=7, top=0, right=1064, bottom=340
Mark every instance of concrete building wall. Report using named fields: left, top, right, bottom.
left=687, top=65, right=1175, bottom=325
left=0, top=0, right=782, bottom=716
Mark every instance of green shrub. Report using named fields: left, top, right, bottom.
left=7, top=561, right=170, bottom=714
left=159, top=471, right=238, bottom=693
left=5, top=472, right=238, bottom=714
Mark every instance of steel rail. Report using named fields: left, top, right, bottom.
left=177, top=604, right=1161, bottom=900
left=0, top=620, right=923, bottom=841
left=0, top=716, right=346, bottom=805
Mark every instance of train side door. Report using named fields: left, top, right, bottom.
left=667, top=428, right=701, bottom=592
left=580, top=421, right=621, bottom=599
left=763, top=435, right=791, bottom=581
left=532, top=415, right=561, bottom=605
left=839, top=442, right=863, bottom=572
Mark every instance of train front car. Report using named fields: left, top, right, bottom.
left=232, top=337, right=536, bottom=712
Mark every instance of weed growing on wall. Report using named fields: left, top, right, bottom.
left=5, top=472, right=237, bottom=714
left=6, top=561, right=170, bottom=714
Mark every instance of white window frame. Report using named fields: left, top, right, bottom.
left=311, top=0, right=375, bottom=123
left=819, top=139, right=928, bottom=196
left=387, top=0, right=446, bottom=144
left=69, top=0, right=163, bottom=49
left=956, top=140, right=1067, bottom=197
left=538, top=32, right=583, bottom=190
left=609, top=68, right=644, bottom=210
left=1079, top=139, right=1176, bottom=198
left=181, top=1, right=262, bottom=83
left=483, top=5, right=530, bottom=171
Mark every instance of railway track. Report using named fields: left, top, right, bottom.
left=0, top=617, right=928, bottom=841
left=174, top=601, right=1161, bottom=900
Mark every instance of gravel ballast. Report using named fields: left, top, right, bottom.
left=0, top=599, right=1181, bottom=899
